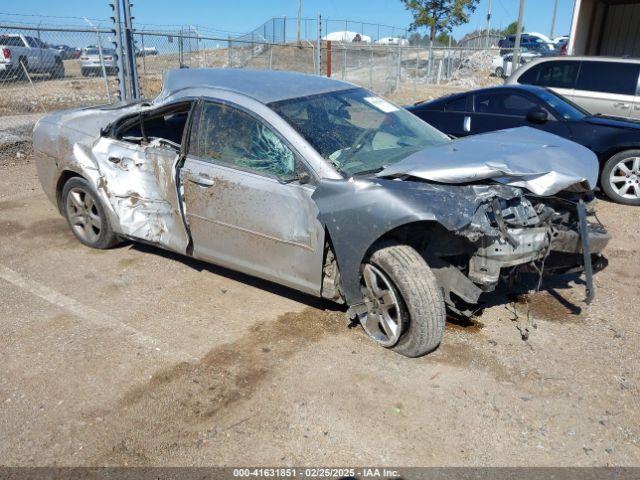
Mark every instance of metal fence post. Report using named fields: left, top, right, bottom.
left=283, top=16, right=286, bottom=44
left=227, top=35, right=232, bottom=68
left=342, top=44, right=347, bottom=80
left=109, top=0, right=127, bottom=101
left=122, top=0, right=139, bottom=99
left=316, top=13, right=321, bottom=76
left=426, top=38, right=433, bottom=84
left=369, top=45, right=373, bottom=89
left=395, top=42, right=401, bottom=91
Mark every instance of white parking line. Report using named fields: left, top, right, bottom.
left=0, top=264, right=196, bottom=362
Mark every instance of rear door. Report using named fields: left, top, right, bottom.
left=412, top=95, right=472, bottom=137
left=574, top=60, right=640, bottom=119
left=469, top=90, right=571, bottom=137
left=515, top=60, right=580, bottom=102
left=181, top=99, right=324, bottom=296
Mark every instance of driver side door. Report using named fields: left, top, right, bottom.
left=181, top=100, right=325, bottom=296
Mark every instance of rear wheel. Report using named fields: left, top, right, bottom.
left=359, top=244, right=445, bottom=357
left=50, top=58, right=64, bottom=79
left=601, top=150, right=640, bottom=205
left=495, top=66, right=504, bottom=78
left=62, top=177, right=119, bottom=249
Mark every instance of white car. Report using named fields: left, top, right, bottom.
left=323, top=31, right=372, bottom=43
left=492, top=52, right=540, bottom=78
left=80, top=47, right=117, bottom=77
left=0, top=33, right=64, bottom=80
left=376, top=37, right=409, bottom=46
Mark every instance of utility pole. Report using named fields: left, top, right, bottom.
left=485, top=0, right=492, bottom=48
left=297, top=0, right=302, bottom=45
left=550, top=0, right=559, bottom=39
left=512, top=0, right=525, bottom=75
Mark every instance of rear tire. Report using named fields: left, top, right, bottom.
left=495, top=66, right=504, bottom=78
left=360, top=244, right=445, bottom=357
left=50, top=58, right=64, bottom=79
left=62, top=177, right=120, bottom=249
left=601, top=150, right=640, bottom=206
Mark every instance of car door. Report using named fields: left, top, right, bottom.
left=574, top=61, right=640, bottom=119
left=515, top=60, right=580, bottom=102
left=411, top=95, right=471, bottom=137
left=23, top=36, right=43, bottom=72
left=469, top=90, right=570, bottom=137
left=181, top=99, right=324, bottom=296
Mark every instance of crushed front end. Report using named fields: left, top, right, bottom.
left=428, top=186, right=609, bottom=314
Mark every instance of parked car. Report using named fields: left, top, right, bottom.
left=136, top=46, right=159, bottom=57
left=53, top=44, right=80, bottom=60
left=32, top=69, right=609, bottom=357
left=80, top=47, right=117, bottom=76
left=407, top=84, right=640, bottom=205
left=0, top=33, right=64, bottom=80
left=498, top=34, right=555, bottom=56
left=506, top=57, right=640, bottom=120
left=492, top=51, right=540, bottom=78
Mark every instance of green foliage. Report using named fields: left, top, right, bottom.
left=401, top=0, right=480, bottom=40
left=503, top=21, right=524, bottom=36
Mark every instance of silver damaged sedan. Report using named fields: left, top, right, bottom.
left=33, top=69, right=610, bottom=357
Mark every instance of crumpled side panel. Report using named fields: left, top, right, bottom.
left=312, top=178, right=514, bottom=305
left=89, top=137, right=190, bottom=253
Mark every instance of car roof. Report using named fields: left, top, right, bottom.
left=519, top=55, right=640, bottom=65
left=412, top=84, right=550, bottom=107
left=159, top=68, right=356, bottom=104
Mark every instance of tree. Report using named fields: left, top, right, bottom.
left=436, top=31, right=457, bottom=46
left=503, top=21, right=524, bottom=36
left=401, top=0, right=480, bottom=41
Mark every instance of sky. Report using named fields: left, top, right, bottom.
left=1, top=0, right=575, bottom=40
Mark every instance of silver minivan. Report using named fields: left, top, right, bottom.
left=506, top=57, right=640, bottom=119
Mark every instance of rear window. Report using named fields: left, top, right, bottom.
left=576, top=61, right=640, bottom=96
left=444, top=96, right=468, bottom=112
left=0, top=36, right=26, bottom=47
left=518, top=60, right=579, bottom=89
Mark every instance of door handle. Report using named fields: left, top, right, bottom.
left=463, top=116, right=472, bottom=133
left=614, top=102, right=630, bottom=110
left=189, top=175, right=215, bottom=187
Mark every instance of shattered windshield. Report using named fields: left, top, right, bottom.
left=269, top=88, right=449, bottom=176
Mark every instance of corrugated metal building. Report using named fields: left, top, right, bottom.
left=569, top=0, right=640, bottom=56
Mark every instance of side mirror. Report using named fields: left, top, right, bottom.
left=527, top=108, right=548, bottom=124
left=297, top=171, right=312, bottom=185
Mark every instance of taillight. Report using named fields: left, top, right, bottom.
left=2, top=47, right=10, bottom=60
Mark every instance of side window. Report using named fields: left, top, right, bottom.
left=0, top=36, right=26, bottom=47
left=444, top=96, right=468, bottom=112
left=519, top=61, right=579, bottom=89
left=576, top=61, right=640, bottom=96
left=25, top=36, right=38, bottom=48
left=475, top=92, right=538, bottom=116
left=192, top=102, right=297, bottom=179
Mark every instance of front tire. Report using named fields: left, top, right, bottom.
left=601, top=150, right=640, bottom=205
left=50, top=58, right=65, bottom=79
left=495, top=66, right=504, bottom=78
left=359, top=244, right=445, bottom=357
left=62, top=177, right=119, bottom=249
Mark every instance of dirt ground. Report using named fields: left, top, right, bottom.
left=0, top=145, right=639, bottom=467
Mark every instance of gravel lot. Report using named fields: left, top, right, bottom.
left=0, top=147, right=639, bottom=467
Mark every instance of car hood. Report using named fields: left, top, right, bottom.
left=377, top=126, right=599, bottom=196
left=585, top=115, right=640, bottom=130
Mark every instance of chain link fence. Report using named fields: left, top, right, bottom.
left=0, top=20, right=530, bottom=162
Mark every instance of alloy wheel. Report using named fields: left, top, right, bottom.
left=65, top=187, right=102, bottom=244
left=609, top=157, right=640, bottom=200
left=360, top=264, right=403, bottom=347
